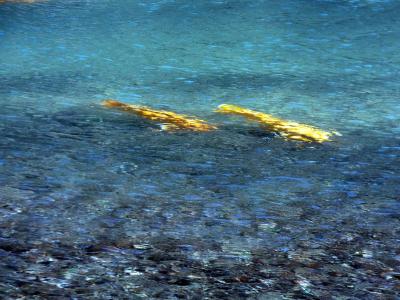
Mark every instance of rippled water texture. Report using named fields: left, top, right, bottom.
left=1, top=0, right=399, bottom=298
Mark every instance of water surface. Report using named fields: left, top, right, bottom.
left=0, top=0, right=399, bottom=298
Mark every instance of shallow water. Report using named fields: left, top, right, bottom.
left=0, top=0, right=399, bottom=299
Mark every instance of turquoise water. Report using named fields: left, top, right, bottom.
left=1, top=0, right=399, bottom=298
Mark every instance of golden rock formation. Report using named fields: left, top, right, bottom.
left=216, top=104, right=339, bottom=143
left=102, top=99, right=217, bottom=132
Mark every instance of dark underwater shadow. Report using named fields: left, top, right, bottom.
left=0, top=71, right=101, bottom=96
left=147, top=69, right=396, bottom=98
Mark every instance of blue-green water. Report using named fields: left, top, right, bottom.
left=0, top=0, right=399, bottom=298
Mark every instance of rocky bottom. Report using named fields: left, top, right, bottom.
left=0, top=229, right=399, bottom=299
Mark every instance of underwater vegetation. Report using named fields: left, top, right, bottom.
left=216, top=104, right=339, bottom=143
left=101, top=99, right=217, bottom=132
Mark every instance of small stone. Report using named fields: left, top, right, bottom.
left=362, top=249, right=373, bottom=258
left=171, top=278, right=191, bottom=286
left=124, top=268, right=143, bottom=276
left=259, top=278, right=274, bottom=287
left=258, top=222, right=277, bottom=230
left=135, top=244, right=152, bottom=250
left=297, top=278, right=311, bottom=289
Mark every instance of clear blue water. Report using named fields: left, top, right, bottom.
left=0, top=0, right=399, bottom=298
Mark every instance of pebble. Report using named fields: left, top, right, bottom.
left=124, top=269, right=143, bottom=276
left=258, top=222, right=277, bottom=230
left=363, top=250, right=373, bottom=258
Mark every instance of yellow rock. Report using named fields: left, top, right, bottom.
left=102, top=99, right=217, bottom=132
left=216, top=104, right=338, bottom=143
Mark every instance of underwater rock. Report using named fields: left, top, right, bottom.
left=216, top=104, right=339, bottom=143
left=102, top=99, right=217, bottom=132
left=147, top=251, right=175, bottom=262
left=0, top=238, right=30, bottom=254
